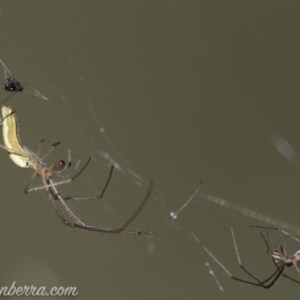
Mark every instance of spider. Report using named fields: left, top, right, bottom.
left=229, top=230, right=300, bottom=288
left=0, top=105, right=197, bottom=234
left=249, top=226, right=300, bottom=286
left=191, top=226, right=300, bottom=289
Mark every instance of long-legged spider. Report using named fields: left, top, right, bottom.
left=250, top=226, right=300, bottom=285
left=1, top=105, right=198, bottom=234
left=191, top=226, right=300, bottom=289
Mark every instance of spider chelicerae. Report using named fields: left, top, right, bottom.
left=1, top=105, right=196, bottom=235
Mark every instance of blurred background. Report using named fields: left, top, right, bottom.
left=0, top=1, right=300, bottom=299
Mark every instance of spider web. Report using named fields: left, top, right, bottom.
left=0, top=2, right=300, bottom=300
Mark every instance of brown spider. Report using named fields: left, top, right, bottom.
left=0, top=105, right=198, bottom=235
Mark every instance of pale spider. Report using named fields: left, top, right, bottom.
left=192, top=226, right=300, bottom=289
left=248, top=226, right=300, bottom=286
left=1, top=105, right=196, bottom=234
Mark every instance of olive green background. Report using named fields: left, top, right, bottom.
left=0, top=1, right=300, bottom=299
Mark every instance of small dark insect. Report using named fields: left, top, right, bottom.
left=4, top=78, right=23, bottom=92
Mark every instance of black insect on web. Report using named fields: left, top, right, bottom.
left=4, top=78, right=23, bottom=92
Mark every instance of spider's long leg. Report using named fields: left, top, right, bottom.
left=231, top=266, right=284, bottom=288
left=251, top=226, right=300, bottom=244
left=47, top=179, right=85, bottom=226
left=24, top=157, right=92, bottom=194
left=282, top=273, right=300, bottom=284
left=49, top=180, right=200, bottom=235
left=191, top=231, right=285, bottom=288
left=48, top=178, right=153, bottom=233
left=259, top=232, right=283, bottom=271
left=40, top=140, right=61, bottom=161
left=232, top=227, right=282, bottom=285
left=63, top=165, right=113, bottom=201
left=47, top=184, right=129, bottom=233
left=115, top=180, right=153, bottom=233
